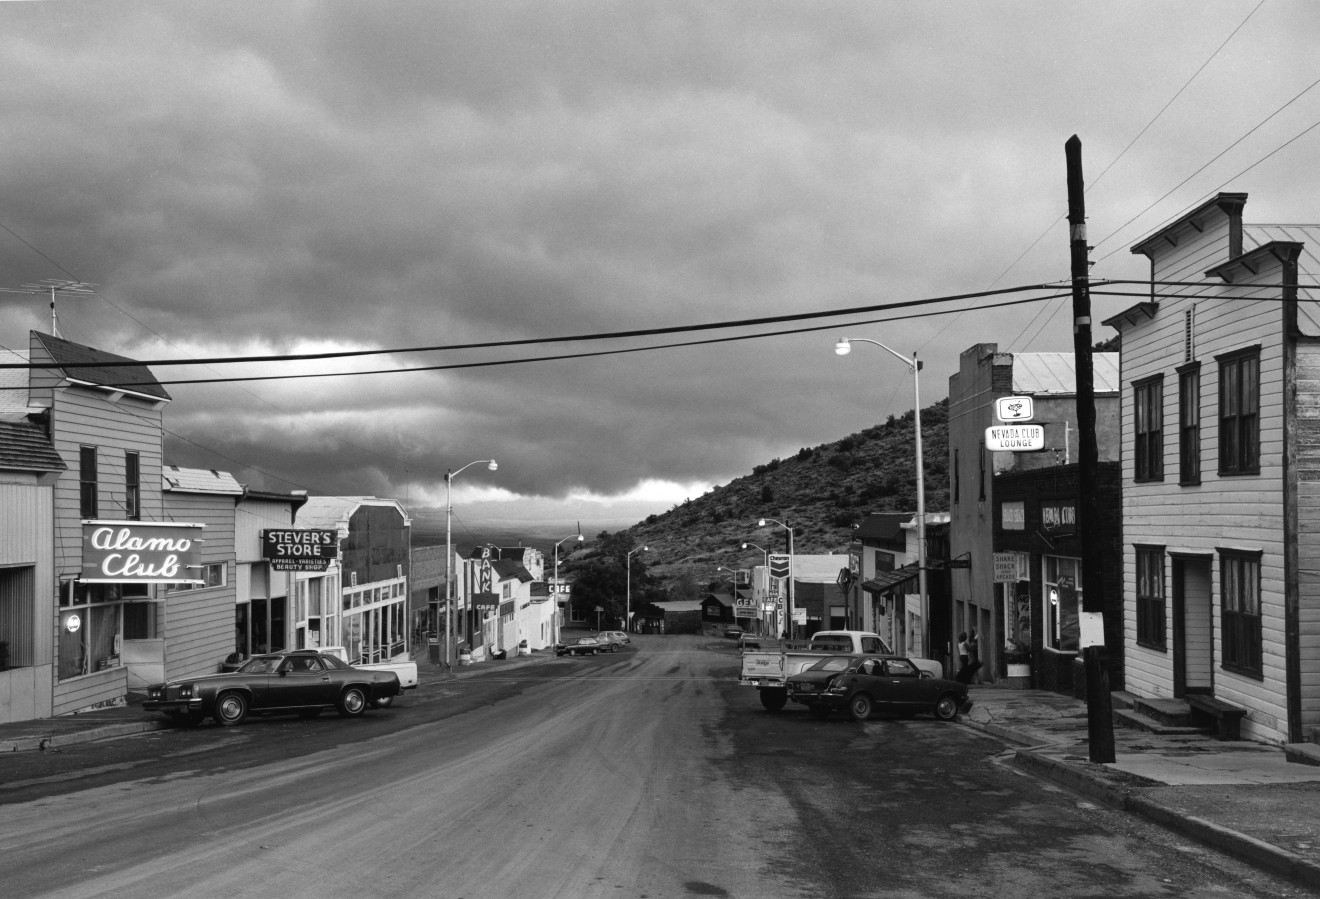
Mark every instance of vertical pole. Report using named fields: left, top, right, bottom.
left=1066, top=134, right=1115, bottom=763
left=912, top=355, right=928, bottom=660
left=445, top=470, right=453, bottom=673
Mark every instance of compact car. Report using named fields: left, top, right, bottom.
left=786, top=654, right=972, bottom=722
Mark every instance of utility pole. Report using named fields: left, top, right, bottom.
left=1066, top=134, right=1115, bottom=764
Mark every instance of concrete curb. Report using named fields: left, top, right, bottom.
left=1, top=718, right=169, bottom=754
left=1013, top=746, right=1320, bottom=892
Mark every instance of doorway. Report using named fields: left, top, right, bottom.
left=1172, top=555, right=1213, bottom=697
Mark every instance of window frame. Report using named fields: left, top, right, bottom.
left=1177, top=363, right=1201, bottom=486
left=125, top=450, right=141, bottom=520
left=1219, top=549, right=1263, bottom=677
left=1218, top=349, right=1260, bottom=476
left=1134, top=545, right=1166, bottom=650
left=1133, top=375, right=1164, bottom=482
left=79, top=445, right=98, bottom=519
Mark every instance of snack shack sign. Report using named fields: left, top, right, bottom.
left=262, top=529, right=338, bottom=571
left=82, top=522, right=204, bottom=583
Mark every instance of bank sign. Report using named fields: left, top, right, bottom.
left=262, top=529, right=338, bottom=571
left=82, top=521, right=204, bottom=583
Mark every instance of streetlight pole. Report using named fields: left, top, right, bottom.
left=757, top=518, right=794, bottom=639
left=552, top=533, right=583, bottom=649
left=445, top=459, right=498, bottom=672
left=626, top=545, right=648, bottom=632
left=835, top=336, right=928, bottom=660
left=717, top=565, right=742, bottom=629
left=742, top=541, right=770, bottom=635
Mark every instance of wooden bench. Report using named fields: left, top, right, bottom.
left=1186, top=694, right=1247, bottom=741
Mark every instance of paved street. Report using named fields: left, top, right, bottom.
left=0, top=636, right=1307, bottom=898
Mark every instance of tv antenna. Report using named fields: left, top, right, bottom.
left=0, top=279, right=96, bottom=338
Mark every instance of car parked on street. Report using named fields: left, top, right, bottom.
left=785, top=654, right=972, bottom=722
left=723, top=625, right=744, bottom=639
left=595, top=630, right=630, bottom=652
left=555, top=635, right=604, bottom=656
left=143, top=649, right=401, bottom=726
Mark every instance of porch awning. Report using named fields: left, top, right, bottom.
left=860, top=566, right=918, bottom=594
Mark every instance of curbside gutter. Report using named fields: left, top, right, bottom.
left=1013, top=746, right=1320, bottom=892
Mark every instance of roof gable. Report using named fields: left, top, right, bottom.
left=31, top=331, right=170, bottom=401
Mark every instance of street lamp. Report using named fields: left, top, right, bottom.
left=626, top=545, right=648, bottom=632
left=741, top=541, right=769, bottom=566
left=552, top=532, right=584, bottom=649
left=835, top=336, right=928, bottom=659
left=757, top=517, right=795, bottom=638
left=446, top=459, right=498, bottom=671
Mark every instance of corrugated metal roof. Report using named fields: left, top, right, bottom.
left=296, top=495, right=368, bottom=529
left=0, top=418, right=66, bottom=473
left=162, top=465, right=242, bottom=494
left=1011, top=352, right=1119, bottom=395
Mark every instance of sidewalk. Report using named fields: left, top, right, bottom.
left=964, top=684, right=1320, bottom=891
left=5, top=665, right=1320, bottom=890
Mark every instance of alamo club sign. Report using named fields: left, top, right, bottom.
left=82, top=522, right=204, bottom=583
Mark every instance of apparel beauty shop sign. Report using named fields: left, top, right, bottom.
left=82, top=521, right=205, bottom=583
left=262, top=529, right=338, bottom=572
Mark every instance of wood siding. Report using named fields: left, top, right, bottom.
left=1293, top=343, right=1320, bottom=726
left=161, top=492, right=237, bottom=681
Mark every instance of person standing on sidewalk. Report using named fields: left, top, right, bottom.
left=956, top=631, right=970, bottom=683
left=967, top=627, right=982, bottom=684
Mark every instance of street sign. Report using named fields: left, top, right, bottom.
left=995, top=396, right=1034, bottom=421
left=985, top=424, right=1045, bottom=452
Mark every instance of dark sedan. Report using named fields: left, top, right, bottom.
left=143, top=649, right=401, bottom=726
left=555, top=635, right=604, bottom=656
left=786, top=654, right=972, bottom=722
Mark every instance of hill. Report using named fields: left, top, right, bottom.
left=614, top=399, right=950, bottom=595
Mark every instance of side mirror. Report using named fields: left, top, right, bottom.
left=919, top=670, right=933, bottom=679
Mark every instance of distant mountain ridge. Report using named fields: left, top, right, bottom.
left=619, top=399, right=950, bottom=590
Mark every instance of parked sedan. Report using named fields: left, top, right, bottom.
left=143, top=650, right=401, bottom=726
left=786, top=654, right=972, bottom=722
left=595, top=630, right=630, bottom=652
left=555, top=635, right=604, bottom=656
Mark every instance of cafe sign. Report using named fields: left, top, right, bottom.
left=82, top=521, right=204, bottom=584
left=262, top=528, right=338, bottom=571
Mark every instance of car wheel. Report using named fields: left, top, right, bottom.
left=338, top=686, right=368, bottom=717
left=214, top=691, right=248, bottom=726
left=849, top=693, right=873, bottom=722
left=934, top=693, right=960, bottom=721
left=759, top=688, right=788, bottom=712
left=809, top=704, right=832, bottom=720
left=370, top=694, right=395, bottom=709
left=610, top=643, right=619, bottom=653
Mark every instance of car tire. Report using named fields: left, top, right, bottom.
left=934, top=693, right=960, bottom=721
left=338, top=686, right=368, bottom=717
left=370, top=694, right=394, bottom=709
left=214, top=691, right=248, bottom=726
left=809, top=704, right=832, bottom=720
left=849, top=693, right=873, bottom=722
left=759, top=688, right=788, bottom=712
left=609, top=643, right=619, bottom=653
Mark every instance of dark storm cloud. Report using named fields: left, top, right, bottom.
left=2, top=1, right=1319, bottom=517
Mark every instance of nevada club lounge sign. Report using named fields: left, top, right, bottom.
left=82, top=522, right=204, bottom=584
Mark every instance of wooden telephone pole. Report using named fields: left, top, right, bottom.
left=1066, top=135, right=1115, bottom=764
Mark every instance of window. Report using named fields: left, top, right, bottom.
left=125, top=451, right=140, bottom=520
left=1044, top=556, right=1081, bottom=652
left=953, top=448, right=960, bottom=504
left=169, top=563, right=226, bottom=592
left=873, top=550, right=894, bottom=573
left=1135, top=546, right=1165, bottom=649
left=1219, top=350, right=1259, bottom=475
left=58, top=582, right=133, bottom=679
left=1178, top=364, right=1200, bottom=485
left=1221, top=551, right=1262, bottom=675
left=79, top=446, right=98, bottom=518
left=1134, top=376, right=1163, bottom=481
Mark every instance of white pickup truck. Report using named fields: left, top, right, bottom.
left=739, top=630, right=943, bottom=712
left=319, top=646, right=418, bottom=707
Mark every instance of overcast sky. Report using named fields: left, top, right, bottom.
left=2, top=1, right=1317, bottom=529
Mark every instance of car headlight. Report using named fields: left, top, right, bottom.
left=178, top=684, right=194, bottom=699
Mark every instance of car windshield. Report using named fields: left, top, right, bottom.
left=807, top=656, right=854, bottom=673
left=237, top=656, right=281, bottom=674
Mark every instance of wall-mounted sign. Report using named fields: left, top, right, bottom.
left=995, top=396, right=1035, bottom=421
left=1041, top=502, right=1077, bottom=533
left=262, top=529, right=338, bottom=571
left=985, top=424, right=1045, bottom=452
left=993, top=552, right=1020, bottom=583
left=1001, top=501, right=1026, bottom=531
left=82, top=521, right=204, bottom=583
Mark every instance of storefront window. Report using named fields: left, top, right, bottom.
left=1044, top=556, right=1081, bottom=652
left=58, top=582, right=144, bottom=679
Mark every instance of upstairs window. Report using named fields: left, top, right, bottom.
left=79, top=446, right=98, bottom=519
left=1219, top=350, right=1260, bottom=475
left=1134, top=376, right=1164, bottom=482
left=125, top=451, right=141, bottom=520
left=1178, top=364, right=1201, bottom=486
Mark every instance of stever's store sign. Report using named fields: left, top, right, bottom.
left=262, top=529, right=338, bottom=571
left=82, top=522, right=204, bottom=583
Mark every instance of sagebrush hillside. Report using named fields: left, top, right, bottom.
left=616, top=399, right=949, bottom=596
